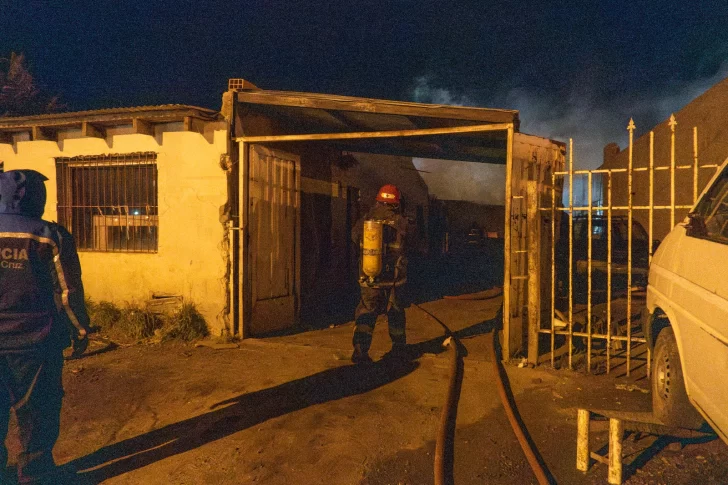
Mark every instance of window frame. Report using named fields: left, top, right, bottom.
left=55, top=152, right=159, bottom=253
left=690, top=165, right=728, bottom=246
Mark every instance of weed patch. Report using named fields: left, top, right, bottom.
left=161, top=302, right=209, bottom=341
left=115, top=304, right=163, bottom=340
left=85, top=298, right=122, bottom=332
left=85, top=298, right=208, bottom=342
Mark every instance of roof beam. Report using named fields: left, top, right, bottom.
left=31, top=126, right=56, bottom=142
left=328, top=138, right=507, bottom=165
left=81, top=121, right=106, bottom=139
left=0, top=132, right=13, bottom=145
left=133, top=118, right=154, bottom=136
left=324, top=108, right=415, bottom=132
left=237, top=90, right=518, bottom=124
left=235, top=123, right=512, bottom=143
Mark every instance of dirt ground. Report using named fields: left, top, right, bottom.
left=3, top=287, right=725, bottom=485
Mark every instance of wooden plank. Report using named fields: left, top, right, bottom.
left=81, top=121, right=106, bottom=139
left=576, top=409, right=590, bottom=472
left=236, top=123, right=511, bottom=143
left=527, top=180, right=541, bottom=365
left=294, top=156, right=301, bottom=326
left=589, top=452, right=609, bottom=465
left=608, top=419, right=623, bottom=485
left=587, top=409, right=712, bottom=438
left=240, top=141, right=250, bottom=338
left=133, top=118, right=154, bottom=136
left=236, top=90, right=518, bottom=124
left=327, top=137, right=507, bottom=165
left=503, top=124, right=514, bottom=359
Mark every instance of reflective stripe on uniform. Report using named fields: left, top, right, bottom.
left=355, top=324, right=374, bottom=334
left=0, top=232, right=85, bottom=334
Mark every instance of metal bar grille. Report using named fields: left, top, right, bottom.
left=56, top=152, right=159, bottom=253
left=541, top=118, right=719, bottom=375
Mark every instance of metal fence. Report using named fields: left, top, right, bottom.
left=539, top=116, right=720, bottom=376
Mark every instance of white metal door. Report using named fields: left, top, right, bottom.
left=672, top=164, right=728, bottom=437
left=248, top=145, right=300, bottom=334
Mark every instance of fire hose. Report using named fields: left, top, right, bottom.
left=489, top=330, right=554, bottom=485
left=412, top=303, right=461, bottom=485
left=413, top=302, right=553, bottom=485
left=434, top=336, right=461, bottom=485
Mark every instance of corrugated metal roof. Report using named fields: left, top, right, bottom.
left=236, top=89, right=519, bottom=124
left=0, top=104, right=222, bottom=130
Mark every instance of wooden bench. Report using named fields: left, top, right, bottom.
left=576, top=408, right=711, bottom=484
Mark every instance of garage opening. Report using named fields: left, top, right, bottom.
left=224, top=80, right=562, bottom=361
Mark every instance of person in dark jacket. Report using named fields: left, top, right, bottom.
left=0, top=169, right=90, bottom=484
left=351, top=184, right=409, bottom=363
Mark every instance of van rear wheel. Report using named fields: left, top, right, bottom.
left=652, top=327, right=704, bottom=429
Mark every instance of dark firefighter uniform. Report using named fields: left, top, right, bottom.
left=351, top=201, right=408, bottom=362
left=0, top=170, right=90, bottom=484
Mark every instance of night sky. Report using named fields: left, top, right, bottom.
left=3, top=1, right=728, bottom=178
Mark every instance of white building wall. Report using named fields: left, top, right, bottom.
left=0, top=129, right=230, bottom=335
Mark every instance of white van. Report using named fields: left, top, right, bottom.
left=643, top=157, right=728, bottom=442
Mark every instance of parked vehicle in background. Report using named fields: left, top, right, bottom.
left=465, top=223, right=484, bottom=246
left=643, top=158, right=728, bottom=442
left=556, top=214, right=650, bottom=304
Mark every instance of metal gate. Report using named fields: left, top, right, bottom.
left=537, top=116, right=721, bottom=375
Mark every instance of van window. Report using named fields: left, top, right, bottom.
left=694, top=167, right=728, bottom=244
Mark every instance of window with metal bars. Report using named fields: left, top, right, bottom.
left=56, top=152, right=159, bottom=252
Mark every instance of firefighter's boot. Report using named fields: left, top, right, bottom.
left=351, top=344, right=372, bottom=364
left=382, top=342, right=409, bottom=362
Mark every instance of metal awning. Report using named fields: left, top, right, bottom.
left=233, top=88, right=520, bottom=164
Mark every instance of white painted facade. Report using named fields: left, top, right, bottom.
left=0, top=125, right=230, bottom=335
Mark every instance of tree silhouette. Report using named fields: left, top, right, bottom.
left=0, top=52, right=63, bottom=117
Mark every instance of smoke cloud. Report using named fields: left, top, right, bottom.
left=409, top=68, right=728, bottom=205
left=411, top=76, right=505, bottom=205
left=413, top=157, right=506, bottom=205
left=495, top=62, right=728, bottom=168
left=410, top=76, right=477, bottom=107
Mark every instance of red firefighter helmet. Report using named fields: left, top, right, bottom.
left=376, top=184, right=401, bottom=204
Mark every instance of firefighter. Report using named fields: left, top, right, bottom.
left=0, top=169, right=91, bottom=483
left=351, top=184, right=409, bottom=363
